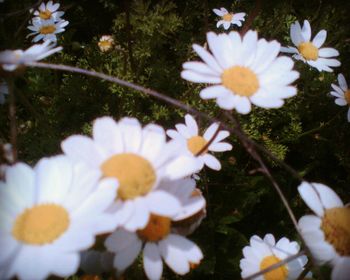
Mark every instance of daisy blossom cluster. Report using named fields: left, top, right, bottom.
left=0, top=114, right=230, bottom=280
left=27, top=1, right=69, bottom=43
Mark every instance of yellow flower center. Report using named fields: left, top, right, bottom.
left=98, top=40, right=113, bottom=52
left=298, top=42, right=319, bottom=61
left=321, top=207, right=350, bottom=256
left=39, top=10, right=52, bottom=20
left=187, top=136, right=208, bottom=155
left=137, top=214, right=171, bottom=242
left=344, top=90, right=350, bottom=105
left=260, top=256, right=288, bottom=280
left=222, top=13, right=234, bottom=22
left=12, top=204, right=69, bottom=245
left=101, top=153, right=156, bottom=200
left=222, top=66, right=259, bottom=97
left=39, top=25, right=56, bottom=35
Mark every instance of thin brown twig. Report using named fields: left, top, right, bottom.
left=195, top=123, right=222, bottom=156
left=243, top=250, right=305, bottom=280
left=240, top=0, right=262, bottom=36
left=26, top=61, right=303, bottom=182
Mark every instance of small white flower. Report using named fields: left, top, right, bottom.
left=0, top=40, right=62, bottom=71
left=62, top=116, right=201, bottom=231
left=281, top=20, right=340, bottom=72
left=0, top=80, right=9, bottom=104
left=167, top=114, right=232, bottom=171
left=298, top=181, right=350, bottom=280
left=240, top=233, right=308, bottom=280
left=105, top=183, right=203, bottom=280
left=0, top=156, right=119, bottom=280
left=213, top=7, right=246, bottom=30
left=98, top=35, right=114, bottom=52
left=330, top=73, right=350, bottom=122
left=27, top=18, right=69, bottom=43
left=32, top=1, right=64, bottom=22
left=181, top=31, right=299, bottom=114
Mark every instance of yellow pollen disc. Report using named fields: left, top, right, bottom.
left=12, top=204, right=69, bottom=245
left=260, top=256, right=288, bottom=280
left=223, top=13, right=233, bottom=22
left=137, top=214, right=171, bottom=242
left=321, top=207, right=350, bottom=256
left=298, top=42, right=319, bottom=61
left=187, top=136, right=208, bottom=155
left=98, top=41, right=113, bottom=52
left=221, top=66, right=259, bottom=97
left=39, top=10, right=52, bottom=20
left=39, top=25, right=56, bottom=35
left=101, top=153, right=156, bottom=200
left=344, top=90, right=350, bottom=105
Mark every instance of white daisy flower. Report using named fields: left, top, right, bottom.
left=80, top=250, right=114, bottom=275
left=0, top=80, right=9, bottom=104
left=98, top=35, right=114, bottom=52
left=181, top=31, right=299, bottom=114
left=27, top=18, right=69, bottom=42
left=298, top=181, right=350, bottom=280
left=167, top=114, right=232, bottom=170
left=281, top=20, right=340, bottom=72
left=105, top=190, right=203, bottom=280
left=240, top=234, right=308, bottom=280
left=330, top=73, right=350, bottom=122
left=32, top=1, right=64, bottom=22
left=0, top=156, right=119, bottom=280
left=61, top=116, right=201, bottom=231
left=0, top=40, right=62, bottom=71
left=213, top=7, right=246, bottom=30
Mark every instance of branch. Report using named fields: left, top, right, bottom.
left=195, top=123, right=222, bottom=156
left=240, top=0, right=262, bottom=36
left=26, top=61, right=303, bottom=182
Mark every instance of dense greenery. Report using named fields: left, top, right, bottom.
left=1, top=0, right=350, bottom=278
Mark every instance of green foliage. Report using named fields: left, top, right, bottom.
left=1, top=0, right=350, bottom=279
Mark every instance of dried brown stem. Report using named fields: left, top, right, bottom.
left=240, top=0, right=262, bottom=36
left=195, top=123, right=222, bottom=157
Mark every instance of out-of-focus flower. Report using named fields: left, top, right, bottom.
left=298, top=182, right=350, bottom=280
left=240, top=234, right=308, bottom=279
left=281, top=20, right=340, bottom=72
left=27, top=19, right=69, bottom=42
left=0, top=80, right=9, bottom=104
left=0, top=40, right=62, bottom=71
left=98, top=35, right=114, bottom=52
left=32, top=1, right=64, bottom=22
left=61, top=116, right=201, bottom=231
left=212, top=7, right=246, bottom=30
left=0, top=156, right=119, bottom=280
left=181, top=31, right=299, bottom=114
left=167, top=114, right=232, bottom=170
left=330, top=73, right=350, bottom=122
left=105, top=179, right=204, bottom=280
